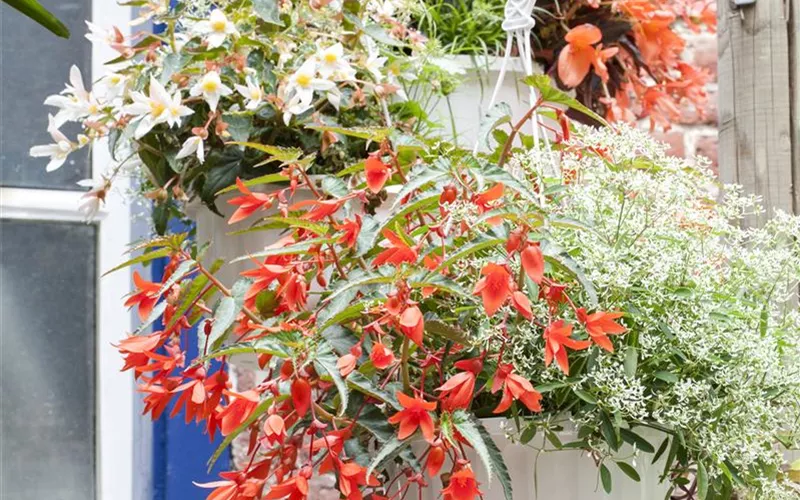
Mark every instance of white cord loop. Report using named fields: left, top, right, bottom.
left=475, top=0, right=558, bottom=177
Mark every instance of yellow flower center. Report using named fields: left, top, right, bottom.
left=295, top=73, right=312, bottom=87
left=250, top=89, right=261, bottom=100
left=324, top=53, right=338, bottom=64
left=110, top=75, right=121, bottom=85
left=150, top=101, right=166, bottom=117
left=202, top=80, right=219, bottom=93
left=211, top=20, right=227, bottom=32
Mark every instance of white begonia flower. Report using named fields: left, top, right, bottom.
left=285, top=59, right=335, bottom=108
left=84, top=21, right=120, bottom=46
left=315, top=43, right=355, bottom=81
left=29, top=115, right=78, bottom=172
left=77, top=178, right=109, bottom=219
left=44, top=65, right=99, bottom=126
left=176, top=136, right=205, bottom=164
left=124, top=77, right=194, bottom=139
left=275, top=40, right=297, bottom=68
left=193, top=9, right=238, bottom=49
left=364, top=51, right=388, bottom=81
left=234, top=78, right=264, bottom=111
left=190, top=71, right=233, bottom=112
left=97, top=73, right=128, bottom=102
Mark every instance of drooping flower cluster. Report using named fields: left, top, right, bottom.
left=30, top=0, right=458, bottom=227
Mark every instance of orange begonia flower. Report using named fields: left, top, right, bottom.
left=399, top=305, right=424, bottom=346
left=577, top=309, right=627, bottom=352
left=388, top=392, right=437, bottom=441
left=441, top=467, right=482, bottom=500
left=520, top=245, right=545, bottom=284
left=472, top=263, right=512, bottom=317
left=125, top=270, right=162, bottom=321
left=370, top=342, right=396, bottom=369
left=227, top=177, right=274, bottom=224
left=543, top=320, right=591, bottom=375
left=491, top=363, right=543, bottom=414
left=373, top=230, right=417, bottom=267
left=557, top=24, right=617, bottom=88
left=364, top=156, right=391, bottom=193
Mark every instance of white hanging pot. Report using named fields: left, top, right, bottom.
left=406, top=418, right=672, bottom=500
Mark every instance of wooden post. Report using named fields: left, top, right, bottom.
left=717, top=0, right=797, bottom=226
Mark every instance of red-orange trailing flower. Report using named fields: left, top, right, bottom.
left=473, top=263, right=512, bottom=317
left=264, top=473, right=309, bottom=500
left=521, top=244, right=545, bottom=284
left=291, top=378, right=312, bottom=417
left=399, top=305, right=424, bottom=346
left=491, top=363, right=543, bottom=414
left=337, top=462, right=380, bottom=500
left=262, top=414, right=287, bottom=445
left=437, top=359, right=481, bottom=411
left=557, top=24, right=604, bottom=88
left=543, top=320, right=591, bottom=375
left=426, top=444, right=446, bottom=477
left=125, top=270, right=161, bottom=321
left=388, top=392, right=437, bottom=442
left=373, top=230, right=417, bottom=267
left=218, top=390, right=260, bottom=436
left=364, top=155, right=391, bottom=193
left=370, top=342, right=396, bottom=369
left=576, top=308, right=627, bottom=352
left=227, top=177, right=274, bottom=224
left=441, top=467, right=482, bottom=500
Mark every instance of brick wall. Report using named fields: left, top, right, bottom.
left=652, top=30, right=719, bottom=172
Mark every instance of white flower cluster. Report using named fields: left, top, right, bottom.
left=505, top=124, right=800, bottom=498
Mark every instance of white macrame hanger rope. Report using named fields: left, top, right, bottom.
left=473, top=0, right=556, bottom=175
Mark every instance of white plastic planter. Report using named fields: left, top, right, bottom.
left=409, top=419, right=672, bottom=500
left=428, top=55, right=541, bottom=148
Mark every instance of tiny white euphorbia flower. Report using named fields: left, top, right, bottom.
left=29, top=115, right=78, bottom=172
left=315, top=43, right=354, bottom=81
left=193, top=9, right=238, bottom=49
left=124, top=77, right=194, bottom=139
left=234, top=78, right=264, bottom=110
left=77, top=178, right=109, bottom=219
left=285, top=59, right=335, bottom=108
left=190, top=71, right=233, bottom=112
left=176, top=136, right=205, bottom=164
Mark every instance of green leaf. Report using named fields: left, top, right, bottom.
left=207, top=397, right=272, bottom=470
left=619, top=428, right=655, bottom=453
left=347, top=372, right=401, bottom=410
left=623, top=347, right=638, bottom=378
left=223, top=112, right=254, bottom=143
left=227, top=141, right=302, bottom=164
left=451, top=412, right=513, bottom=500
left=167, top=262, right=221, bottom=330
left=573, top=389, right=597, bottom=405
left=229, top=216, right=328, bottom=237
left=541, top=241, right=598, bottom=307
left=363, top=23, right=405, bottom=47
left=355, top=215, right=380, bottom=257
left=523, top=75, right=607, bottom=125
left=158, top=259, right=196, bottom=297
left=199, top=334, right=294, bottom=363
left=599, top=411, right=619, bottom=451
left=390, top=164, right=448, bottom=210
left=482, top=166, right=541, bottom=206
left=314, top=342, right=349, bottom=416
left=476, top=103, right=512, bottom=151
left=431, top=237, right=505, bottom=274
left=102, top=247, right=171, bottom=276
left=3, top=0, right=70, bottom=38
left=697, top=461, right=708, bottom=500
left=600, top=464, right=612, bottom=494
left=365, top=436, right=408, bottom=479
left=652, top=437, right=669, bottom=464
left=615, top=461, right=640, bottom=482
left=206, top=278, right=250, bottom=350
left=231, top=237, right=335, bottom=262
left=215, top=173, right=288, bottom=195
left=654, top=371, right=679, bottom=384
left=253, top=0, right=283, bottom=25
left=425, top=319, right=471, bottom=344
left=324, top=268, right=395, bottom=303
left=320, top=175, right=349, bottom=198
left=305, top=125, right=392, bottom=141
left=134, top=301, right=167, bottom=334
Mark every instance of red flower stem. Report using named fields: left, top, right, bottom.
left=184, top=251, right=263, bottom=325
left=498, top=97, right=545, bottom=168
left=400, top=337, right=411, bottom=392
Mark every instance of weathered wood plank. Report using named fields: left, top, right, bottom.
left=717, top=0, right=795, bottom=226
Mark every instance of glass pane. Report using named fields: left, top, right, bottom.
left=0, top=219, right=97, bottom=499
left=0, top=0, right=92, bottom=189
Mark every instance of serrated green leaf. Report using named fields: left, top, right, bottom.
left=227, top=141, right=302, bottom=164
left=314, top=342, right=349, bottom=416
left=425, top=319, right=471, bottom=344
left=253, top=0, right=283, bottom=25
left=451, top=412, right=513, bottom=500
left=366, top=437, right=408, bottom=478
left=355, top=215, right=380, bottom=257
left=390, top=164, right=448, bottom=210
left=216, top=173, right=288, bottom=195
left=305, top=125, right=392, bottom=141
left=158, top=259, right=196, bottom=296
left=206, top=278, right=250, bottom=350
left=347, top=372, right=400, bottom=410
left=477, top=103, right=512, bottom=151
left=103, top=247, right=171, bottom=276
left=363, top=23, right=405, bottom=47
left=228, top=216, right=328, bottom=237
left=523, top=75, right=607, bottom=125
left=431, top=237, right=504, bottom=274
left=231, top=237, right=335, bottom=262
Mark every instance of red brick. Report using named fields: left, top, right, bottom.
left=679, top=87, right=717, bottom=125
left=652, top=130, right=686, bottom=157
left=694, top=134, right=719, bottom=174
left=685, top=35, right=718, bottom=82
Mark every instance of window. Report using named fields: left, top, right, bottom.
left=0, top=2, right=134, bottom=499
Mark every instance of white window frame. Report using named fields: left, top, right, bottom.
left=0, top=2, right=134, bottom=499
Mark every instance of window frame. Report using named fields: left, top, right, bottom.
left=0, top=2, right=134, bottom=499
